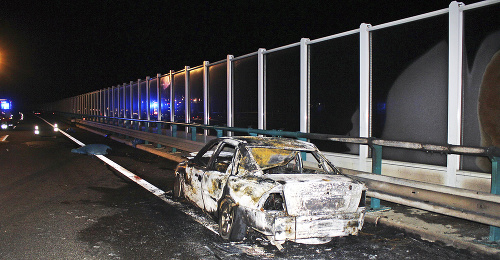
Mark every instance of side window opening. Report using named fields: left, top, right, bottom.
left=197, top=143, right=219, bottom=167
left=212, top=144, right=236, bottom=173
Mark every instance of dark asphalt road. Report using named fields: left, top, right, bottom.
left=0, top=114, right=493, bottom=259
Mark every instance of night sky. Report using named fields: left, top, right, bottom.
left=0, top=0, right=481, bottom=110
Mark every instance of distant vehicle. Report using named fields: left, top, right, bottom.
left=0, top=99, right=17, bottom=130
left=174, top=137, right=367, bottom=248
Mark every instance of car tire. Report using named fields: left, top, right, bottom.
left=218, top=197, right=247, bottom=242
left=173, top=173, right=183, bottom=199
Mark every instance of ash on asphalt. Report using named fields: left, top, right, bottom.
left=78, top=154, right=491, bottom=259
left=76, top=182, right=487, bottom=260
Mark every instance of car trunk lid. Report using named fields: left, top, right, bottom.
left=267, top=174, right=363, bottom=216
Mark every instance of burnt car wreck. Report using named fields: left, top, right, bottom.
left=174, top=137, right=367, bottom=249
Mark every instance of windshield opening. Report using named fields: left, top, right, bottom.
left=248, top=147, right=336, bottom=174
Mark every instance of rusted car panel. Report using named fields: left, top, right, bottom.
left=174, top=137, right=367, bottom=248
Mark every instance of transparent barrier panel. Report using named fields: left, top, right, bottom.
left=160, top=76, right=171, bottom=122
left=114, top=87, right=119, bottom=117
left=106, top=89, right=111, bottom=117
left=132, top=83, right=138, bottom=119
left=125, top=85, right=131, bottom=118
left=139, top=81, right=147, bottom=119
left=266, top=47, right=300, bottom=132
left=173, top=72, right=186, bottom=122
left=234, top=56, right=258, bottom=131
left=310, top=35, right=359, bottom=154
left=119, top=85, right=125, bottom=117
left=462, top=3, right=500, bottom=172
left=149, top=78, right=158, bottom=118
left=371, top=15, right=448, bottom=166
left=100, top=91, right=105, bottom=116
left=189, top=68, right=204, bottom=124
left=208, top=63, right=227, bottom=127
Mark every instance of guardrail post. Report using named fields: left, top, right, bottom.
left=190, top=126, right=197, bottom=141
left=124, top=119, right=130, bottom=139
left=118, top=119, right=123, bottom=138
left=490, top=156, right=500, bottom=241
left=216, top=129, right=223, bottom=138
left=144, top=122, right=149, bottom=145
left=157, top=122, right=162, bottom=148
left=171, top=124, right=177, bottom=153
left=371, top=144, right=383, bottom=209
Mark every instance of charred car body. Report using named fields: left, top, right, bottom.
left=174, top=137, right=367, bottom=248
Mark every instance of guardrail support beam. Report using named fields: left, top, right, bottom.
left=124, top=119, right=130, bottom=139
left=171, top=124, right=177, bottom=152
left=190, top=126, right=197, bottom=141
left=490, top=156, right=500, bottom=241
left=216, top=129, right=223, bottom=138
left=144, top=123, right=149, bottom=145
left=157, top=122, right=162, bottom=148
left=371, top=144, right=382, bottom=209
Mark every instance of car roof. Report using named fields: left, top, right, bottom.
left=219, top=136, right=317, bottom=151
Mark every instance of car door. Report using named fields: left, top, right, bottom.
left=184, top=141, right=220, bottom=209
left=201, top=143, right=237, bottom=213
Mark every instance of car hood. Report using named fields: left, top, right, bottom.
left=265, top=174, right=365, bottom=216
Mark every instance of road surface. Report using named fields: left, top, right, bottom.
left=0, top=114, right=492, bottom=259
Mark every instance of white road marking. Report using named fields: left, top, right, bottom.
left=0, top=135, right=8, bottom=142
left=39, top=117, right=220, bottom=235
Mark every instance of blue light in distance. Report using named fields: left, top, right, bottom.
left=1, top=101, right=11, bottom=110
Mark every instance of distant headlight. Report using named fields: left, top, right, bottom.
left=34, top=125, right=40, bottom=135
left=1, top=124, right=7, bottom=130
left=53, top=123, right=58, bottom=132
left=263, top=193, right=284, bottom=211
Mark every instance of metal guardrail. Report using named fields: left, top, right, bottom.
left=77, top=119, right=206, bottom=152
left=79, top=114, right=500, bottom=157
left=341, top=168, right=500, bottom=227
left=70, top=113, right=500, bottom=241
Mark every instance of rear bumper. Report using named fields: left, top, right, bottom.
left=244, top=207, right=366, bottom=244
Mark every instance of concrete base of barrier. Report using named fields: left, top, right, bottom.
left=365, top=201, right=500, bottom=257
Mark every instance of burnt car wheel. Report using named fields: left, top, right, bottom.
left=173, top=173, right=183, bottom=199
left=218, top=197, right=247, bottom=241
